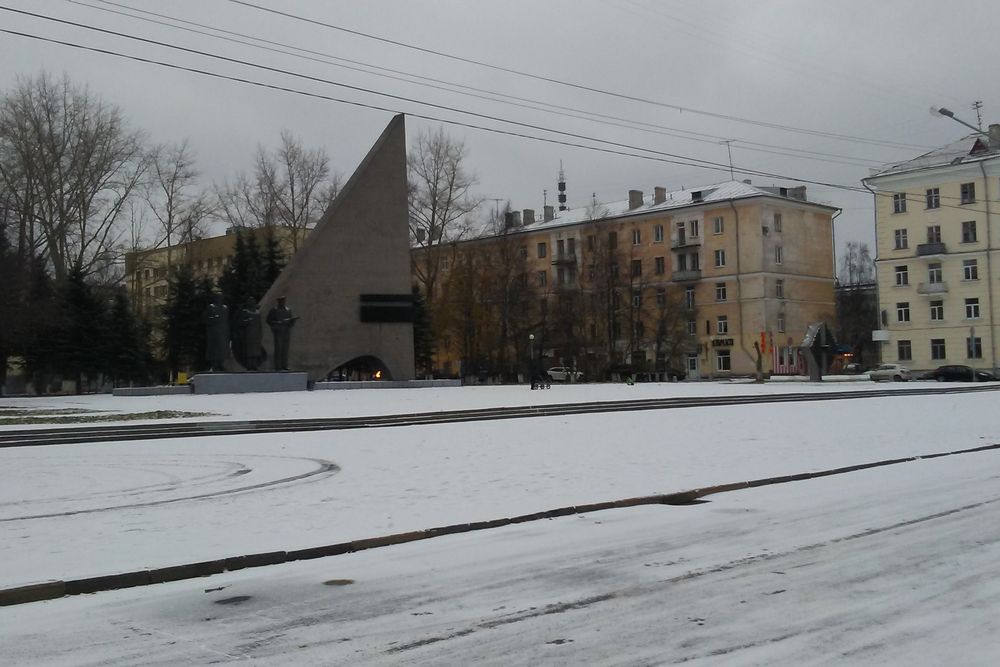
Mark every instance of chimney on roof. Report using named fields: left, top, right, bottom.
left=628, top=189, right=644, bottom=210
left=511, top=211, right=521, bottom=227
left=503, top=211, right=514, bottom=230
left=691, top=190, right=704, bottom=203
left=990, top=124, right=1000, bottom=151
left=779, top=187, right=788, bottom=197
left=788, top=186, right=807, bottom=201
left=543, top=205, right=555, bottom=222
left=523, top=209, right=535, bottom=226
left=653, top=186, right=667, bottom=204
left=743, top=179, right=752, bottom=185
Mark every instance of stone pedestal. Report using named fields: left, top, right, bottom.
left=190, top=372, right=308, bottom=394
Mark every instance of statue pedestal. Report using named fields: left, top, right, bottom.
left=190, top=372, right=308, bottom=395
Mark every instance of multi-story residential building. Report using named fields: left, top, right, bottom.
left=418, top=180, right=838, bottom=378
left=864, top=126, right=1000, bottom=374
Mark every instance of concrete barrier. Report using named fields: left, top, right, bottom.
left=242, top=551, right=287, bottom=568
left=149, top=560, right=226, bottom=584
left=112, top=385, right=192, bottom=397
left=0, top=581, right=65, bottom=606
left=65, top=571, right=150, bottom=595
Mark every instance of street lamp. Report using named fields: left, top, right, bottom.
left=930, top=106, right=991, bottom=138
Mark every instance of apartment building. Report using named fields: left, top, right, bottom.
left=864, top=126, right=1000, bottom=374
left=420, top=180, right=838, bottom=378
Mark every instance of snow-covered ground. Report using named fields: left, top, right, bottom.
left=2, top=382, right=999, bottom=664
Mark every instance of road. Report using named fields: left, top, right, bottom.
left=4, top=450, right=1000, bottom=665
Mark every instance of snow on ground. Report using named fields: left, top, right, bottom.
left=2, top=382, right=1000, bottom=664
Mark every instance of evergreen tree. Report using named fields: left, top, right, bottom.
left=412, top=284, right=434, bottom=376
left=17, top=255, right=58, bottom=391
left=51, top=265, right=109, bottom=393
left=218, top=228, right=269, bottom=316
left=262, top=227, right=286, bottom=287
left=162, top=264, right=212, bottom=376
left=105, top=290, right=151, bottom=386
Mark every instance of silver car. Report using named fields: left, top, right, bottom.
left=547, top=366, right=584, bottom=382
left=869, top=363, right=911, bottom=382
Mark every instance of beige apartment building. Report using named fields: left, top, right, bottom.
left=864, top=127, right=1000, bottom=374
left=423, top=180, right=838, bottom=378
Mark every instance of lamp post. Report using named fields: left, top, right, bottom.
left=930, top=107, right=991, bottom=138
left=529, top=333, right=535, bottom=389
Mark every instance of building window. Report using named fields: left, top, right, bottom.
left=537, top=242, right=547, bottom=258
left=777, top=313, right=786, bottom=332
left=567, top=238, right=575, bottom=255
left=717, top=315, right=729, bottom=335
left=631, top=259, right=642, bottom=277
left=685, top=286, right=695, bottom=309
left=654, top=256, right=665, bottom=275
left=892, top=193, right=907, bottom=213
left=653, top=224, right=664, bottom=243
left=963, top=259, right=979, bottom=281
left=927, top=263, right=942, bottom=284
left=895, top=265, right=908, bottom=286
left=656, top=288, right=666, bottom=307
left=965, top=297, right=980, bottom=319
left=715, top=349, right=732, bottom=371
left=894, top=229, right=908, bottom=249
left=713, top=216, right=724, bottom=234
left=773, top=212, right=783, bottom=232
left=962, top=220, right=977, bottom=243
left=897, top=302, right=910, bottom=322
left=690, top=220, right=700, bottom=237
left=715, top=283, right=727, bottom=301
left=519, top=246, right=527, bottom=258
left=632, top=228, right=642, bottom=245
left=537, top=270, right=547, bottom=287
left=677, top=254, right=688, bottom=271
left=714, top=249, right=726, bottom=267
left=898, top=339, right=912, bottom=361
left=961, top=182, right=976, bottom=204
left=557, top=239, right=565, bottom=257
left=608, top=231, right=618, bottom=249
left=686, top=319, right=697, bottom=335
left=775, top=246, right=783, bottom=264
left=775, top=279, right=784, bottom=298
left=930, top=300, right=943, bottom=321
left=557, top=266, right=566, bottom=285
left=927, top=225, right=941, bottom=244
left=968, top=337, right=983, bottom=359
left=632, top=289, right=642, bottom=308
left=690, top=252, right=700, bottom=270
left=931, top=338, right=946, bottom=360
left=926, top=188, right=940, bottom=209
left=587, top=235, right=595, bottom=251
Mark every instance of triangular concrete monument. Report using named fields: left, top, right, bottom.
left=258, top=114, right=415, bottom=381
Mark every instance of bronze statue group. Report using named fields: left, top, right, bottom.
left=202, top=295, right=297, bottom=372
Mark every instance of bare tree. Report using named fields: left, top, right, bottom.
left=215, top=170, right=280, bottom=230
left=0, top=72, right=146, bottom=282
left=146, top=140, right=211, bottom=270
left=838, top=241, right=875, bottom=286
left=408, top=126, right=480, bottom=303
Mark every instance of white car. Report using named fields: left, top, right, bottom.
left=869, top=363, right=911, bottom=382
left=547, top=366, right=584, bottom=382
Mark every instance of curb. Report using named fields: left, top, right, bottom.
left=3, top=441, right=999, bottom=607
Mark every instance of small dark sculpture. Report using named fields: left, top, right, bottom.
left=202, top=293, right=230, bottom=372
left=236, top=301, right=264, bottom=371
left=266, top=296, right=297, bottom=371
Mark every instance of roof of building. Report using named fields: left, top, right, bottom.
left=523, top=179, right=834, bottom=233
left=867, top=133, right=999, bottom=180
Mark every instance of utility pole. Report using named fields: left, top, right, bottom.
left=720, top=140, right=735, bottom=179
left=972, top=100, right=984, bottom=130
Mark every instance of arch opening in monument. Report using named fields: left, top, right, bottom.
left=327, top=355, right=393, bottom=381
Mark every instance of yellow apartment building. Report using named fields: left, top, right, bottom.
left=421, top=180, right=838, bottom=378
left=864, top=126, right=1000, bottom=374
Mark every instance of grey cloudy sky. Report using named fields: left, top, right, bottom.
left=2, top=0, right=998, bottom=260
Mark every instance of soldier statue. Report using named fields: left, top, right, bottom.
left=266, top=296, right=297, bottom=371
left=236, top=300, right=264, bottom=371
left=202, top=292, right=230, bottom=372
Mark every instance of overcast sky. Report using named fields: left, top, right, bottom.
left=2, top=0, right=998, bottom=262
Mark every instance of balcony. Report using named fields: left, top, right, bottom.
left=671, top=269, right=702, bottom=282
left=672, top=235, right=702, bottom=249
left=917, top=242, right=947, bottom=257
left=551, top=253, right=577, bottom=265
left=917, top=281, right=948, bottom=295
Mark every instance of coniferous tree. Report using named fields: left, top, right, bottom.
left=412, top=284, right=434, bottom=376
left=17, top=255, right=58, bottom=391
left=262, top=227, right=286, bottom=287
left=52, top=265, right=109, bottom=393
left=106, top=290, right=151, bottom=386
left=163, top=264, right=212, bottom=376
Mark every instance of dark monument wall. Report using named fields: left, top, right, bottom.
left=258, top=115, right=415, bottom=381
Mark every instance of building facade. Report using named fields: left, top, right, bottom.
left=864, top=126, right=1000, bottom=374
left=418, top=180, right=838, bottom=378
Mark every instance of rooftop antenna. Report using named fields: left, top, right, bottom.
left=543, top=189, right=548, bottom=207
left=972, top=100, right=984, bottom=130
left=720, top=139, right=735, bottom=179
left=557, top=161, right=568, bottom=211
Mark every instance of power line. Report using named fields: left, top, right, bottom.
left=225, top=0, right=928, bottom=152
left=64, top=0, right=889, bottom=169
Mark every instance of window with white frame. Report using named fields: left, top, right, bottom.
left=632, top=289, right=642, bottom=308
left=926, top=188, right=940, bottom=209
left=895, top=265, right=908, bottom=286
left=777, top=313, right=786, bottom=332
left=775, top=246, right=783, bottom=264
left=930, top=300, right=943, bottom=321
left=931, top=338, right=946, bottom=360
left=962, top=220, right=977, bottom=243
left=714, top=249, right=726, bottom=267
left=653, top=224, right=664, bottom=243
left=928, top=263, right=942, bottom=284
left=685, top=287, right=695, bottom=309
left=715, top=349, right=731, bottom=371
left=656, top=288, right=666, bottom=307
left=632, top=228, right=642, bottom=245
left=686, top=318, right=696, bottom=335
left=965, top=297, right=980, bottom=319
left=961, top=182, right=976, bottom=204
left=968, top=336, right=983, bottom=359
left=927, top=225, right=941, bottom=244
left=776, top=279, right=785, bottom=298
left=963, top=259, right=979, bottom=280
left=773, top=212, right=783, bottom=232
left=717, top=315, right=729, bottom=334
left=654, top=256, right=665, bottom=275
left=713, top=216, right=724, bottom=234
left=892, top=193, right=907, bottom=213
left=715, top=282, right=727, bottom=301
left=676, top=254, right=687, bottom=271
left=897, top=302, right=910, bottom=322
left=894, top=229, right=908, bottom=249
left=537, top=242, right=547, bottom=258
left=690, top=220, right=700, bottom=237
left=537, top=270, right=547, bottom=287
left=898, top=339, right=912, bottom=361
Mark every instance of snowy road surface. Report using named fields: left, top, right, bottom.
left=3, top=452, right=999, bottom=665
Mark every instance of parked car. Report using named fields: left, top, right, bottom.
left=546, top=366, right=584, bottom=382
left=922, top=365, right=996, bottom=382
left=869, top=363, right=911, bottom=382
